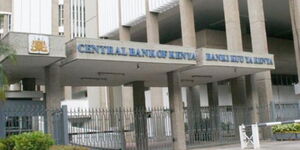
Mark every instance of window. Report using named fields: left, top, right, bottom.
left=271, top=74, right=298, bottom=86
left=0, top=15, right=4, bottom=31
left=58, top=5, right=64, bottom=26
left=8, top=15, right=12, bottom=31
left=71, top=0, right=86, bottom=38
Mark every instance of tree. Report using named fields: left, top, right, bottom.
left=0, top=41, right=16, bottom=101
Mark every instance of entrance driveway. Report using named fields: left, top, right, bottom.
left=193, top=141, right=300, bottom=150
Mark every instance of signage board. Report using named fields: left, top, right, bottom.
left=198, top=48, right=275, bottom=69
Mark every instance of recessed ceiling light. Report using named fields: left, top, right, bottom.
left=192, top=75, right=213, bottom=78
left=181, top=79, right=194, bottom=83
left=97, top=72, right=125, bottom=76
left=81, top=77, right=107, bottom=81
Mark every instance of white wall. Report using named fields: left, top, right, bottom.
left=12, top=0, right=52, bottom=34
left=61, top=99, right=89, bottom=110
left=145, top=90, right=152, bottom=108
left=199, top=84, right=209, bottom=107
left=85, top=0, right=98, bottom=38
left=218, top=84, right=233, bottom=106
left=98, top=0, right=119, bottom=37
left=121, top=0, right=145, bottom=26
left=98, top=0, right=179, bottom=37
left=273, top=85, right=300, bottom=104
left=149, top=0, right=179, bottom=13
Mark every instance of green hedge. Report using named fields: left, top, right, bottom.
left=0, top=132, right=54, bottom=150
left=272, top=123, right=300, bottom=133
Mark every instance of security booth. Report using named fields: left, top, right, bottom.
left=0, top=32, right=275, bottom=149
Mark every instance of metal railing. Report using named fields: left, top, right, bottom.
left=67, top=107, right=172, bottom=150
left=184, top=103, right=300, bottom=147
left=0, top=102, right=300, bottom=149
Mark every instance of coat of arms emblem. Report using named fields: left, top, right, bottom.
left=28, top=35, right=49, bottom=54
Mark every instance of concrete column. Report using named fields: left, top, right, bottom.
left=45, top=64, right=64, bottom=109
left=145, top=0, right=164, bottom=107
left=146, top=0, right=160, bottom=44
left=132, top=81, right=148, bottom=150
left=85, top=0, right=99, bottom=38
left=3, top=15, right=9, bottom=35
left=223, top=0, right=248, bottom=137
left=167, top=71, right=187, bottom=150
left=52, top=0, right=59, bottom=35
left=179, top=0, right=199, bottom=143
left=64, top=0, right=71, bottom=40
left=45, top=63, right=64, bottom=133
left=109, top=0, right=134, bottom=111
left=245, top=75, right=259, bottom=124
left=186, top=86, right=201, bottom=142
left=223, top=0, right=243, bottom=51
left=207, top=82, right=220, bottom=139
left=248, top=0, right=273, bottom=139
left=179, top=0, right=196, bottom=47
left=119, top=0, right=131, bottom=41
left=60, top=0, right=72, bottom=102
left=290, top=0, right=300, bottom=83
left=230, top=77, right=247, bottom=137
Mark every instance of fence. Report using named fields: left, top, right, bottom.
left=67, top=107, right=172, bottom=150
left=0, top=102, right=300, bottom=149
left=184, top=103, right=300, bottom=147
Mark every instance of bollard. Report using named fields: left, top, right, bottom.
left=239, top=124, right=247, bottom=149
left=252, top=124, right=260, bottom=149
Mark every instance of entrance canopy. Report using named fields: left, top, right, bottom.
left=1, top=32, right=275, bottom=87
left=1, top=32, right=65, bottom=84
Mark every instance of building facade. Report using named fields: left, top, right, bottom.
left=0, top=0, right=300, bottom=149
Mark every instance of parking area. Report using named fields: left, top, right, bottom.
left=193, top=141, right=300, bottom=150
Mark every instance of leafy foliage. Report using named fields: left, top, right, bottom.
left=0, top=41, right=16, bottom=101
left=0, top=132, right=54, bottom=150
left=272, top=123, right=300, bottom=133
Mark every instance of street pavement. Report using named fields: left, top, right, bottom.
left=193, top=141, right=300, bottom=150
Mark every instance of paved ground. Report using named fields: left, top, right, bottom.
left=193, top=141, right=300, bottom=150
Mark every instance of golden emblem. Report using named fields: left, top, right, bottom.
left=31, top=38, right=48, bottom=53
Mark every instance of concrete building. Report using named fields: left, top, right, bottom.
left=0, top=0, right=299, bottom=149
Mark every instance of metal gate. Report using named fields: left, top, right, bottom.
left=0, top=100, right=46, bottom=138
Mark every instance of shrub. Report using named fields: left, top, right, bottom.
left=0, top=143, right=6, bottom=150
left=50, top=145, right=88, bottom=150
left=272, top=123, right=300, bottom=133
left=0, top=132, right=54, bottom=150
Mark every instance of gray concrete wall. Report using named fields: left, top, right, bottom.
left=168, top=29, right=297, bottom=74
